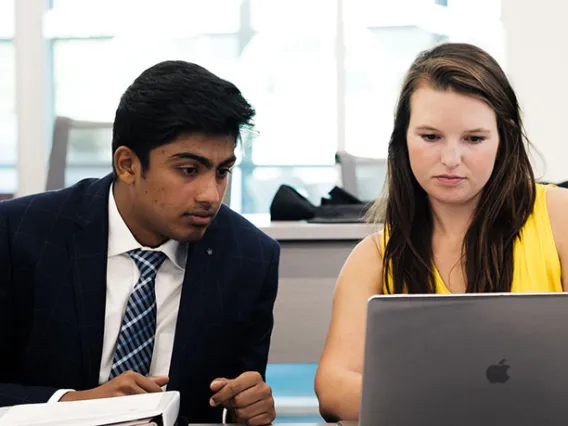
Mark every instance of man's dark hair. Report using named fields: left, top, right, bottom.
left=112, top=60, right=255, bottom=174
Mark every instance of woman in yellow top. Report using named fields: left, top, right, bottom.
left=314, top=42, right=568, bottom=422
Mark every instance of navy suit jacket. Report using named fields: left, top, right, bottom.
left=0, top=174, right=280, bottom=423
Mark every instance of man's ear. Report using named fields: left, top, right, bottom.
left=113, top=146, right=141, bottom=185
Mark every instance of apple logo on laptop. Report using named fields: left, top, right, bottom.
left=486, top=359, right=510, bottom=383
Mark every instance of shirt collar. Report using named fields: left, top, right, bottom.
left=107, top=184, right=187, bottom=270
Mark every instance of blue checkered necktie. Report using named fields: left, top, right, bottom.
left=109, top=249, right=167, bottom=379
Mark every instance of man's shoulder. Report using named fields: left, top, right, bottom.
left=214, top=206, right=279, bottom=253
left=0, top=176, right=110, bottom=229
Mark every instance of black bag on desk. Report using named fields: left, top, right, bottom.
left=269, top=184, right=370, bottom=223
left=269, top=184, right=316, bottom=221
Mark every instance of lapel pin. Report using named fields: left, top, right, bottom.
left=206, top=248, right=213, bottom=256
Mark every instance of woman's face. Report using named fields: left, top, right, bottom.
left=406, top=85, right=500, bottom=207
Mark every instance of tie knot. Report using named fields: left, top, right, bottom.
left=128, top=250, right=167, bottom=275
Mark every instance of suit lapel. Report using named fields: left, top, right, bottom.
left=69, top=175, right=112, bottom=387
left=168, top=216, right=223, bottom=390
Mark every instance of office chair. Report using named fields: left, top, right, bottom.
left=46, top=116, right=113, bottom=191
left=335, top=151, right=387, bottom=202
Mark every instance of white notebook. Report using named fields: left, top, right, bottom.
left=0, top=391, right=180, bottom=426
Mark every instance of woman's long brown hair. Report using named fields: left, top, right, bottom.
left=368, top=43, right=536, bottom=294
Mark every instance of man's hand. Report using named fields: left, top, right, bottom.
left=60, top=371, right=169, bottom=401
left=210, top=371, right=275, bottom=425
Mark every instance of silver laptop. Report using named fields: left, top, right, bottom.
left=360, top=293, right=568, bottom=426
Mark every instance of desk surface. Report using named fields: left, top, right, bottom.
left=244, top=214, right=377, bottom=241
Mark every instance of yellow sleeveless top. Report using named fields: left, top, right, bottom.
left=382, top=184, right=562, bottom=293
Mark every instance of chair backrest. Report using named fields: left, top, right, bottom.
left=47, top=116, right=233, bottom=205
left=335, top=151, right=388, bottom=202
left=46, top=116, right=113, bottom=190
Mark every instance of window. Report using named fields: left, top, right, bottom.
left=44, top=0, right=504, bottom=213
left=343, top=0, right=504, bottom=159
left=0, top=0, right=16, bottom=195
left=45, top=0, right=341, bottom=213
left=235, top=0, right=338, bottom=212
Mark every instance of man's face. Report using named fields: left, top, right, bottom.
left=115, top=133, right=236, bottom=246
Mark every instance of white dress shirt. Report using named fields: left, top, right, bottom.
left=50, top=186, right=187, bottom=401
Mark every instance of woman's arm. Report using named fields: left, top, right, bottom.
left=314, top=233, right=384, bottom=422
left=546, top=186, right=568, bottom=290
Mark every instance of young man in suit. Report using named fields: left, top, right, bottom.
left=0, top=61, right=279, bottom=425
